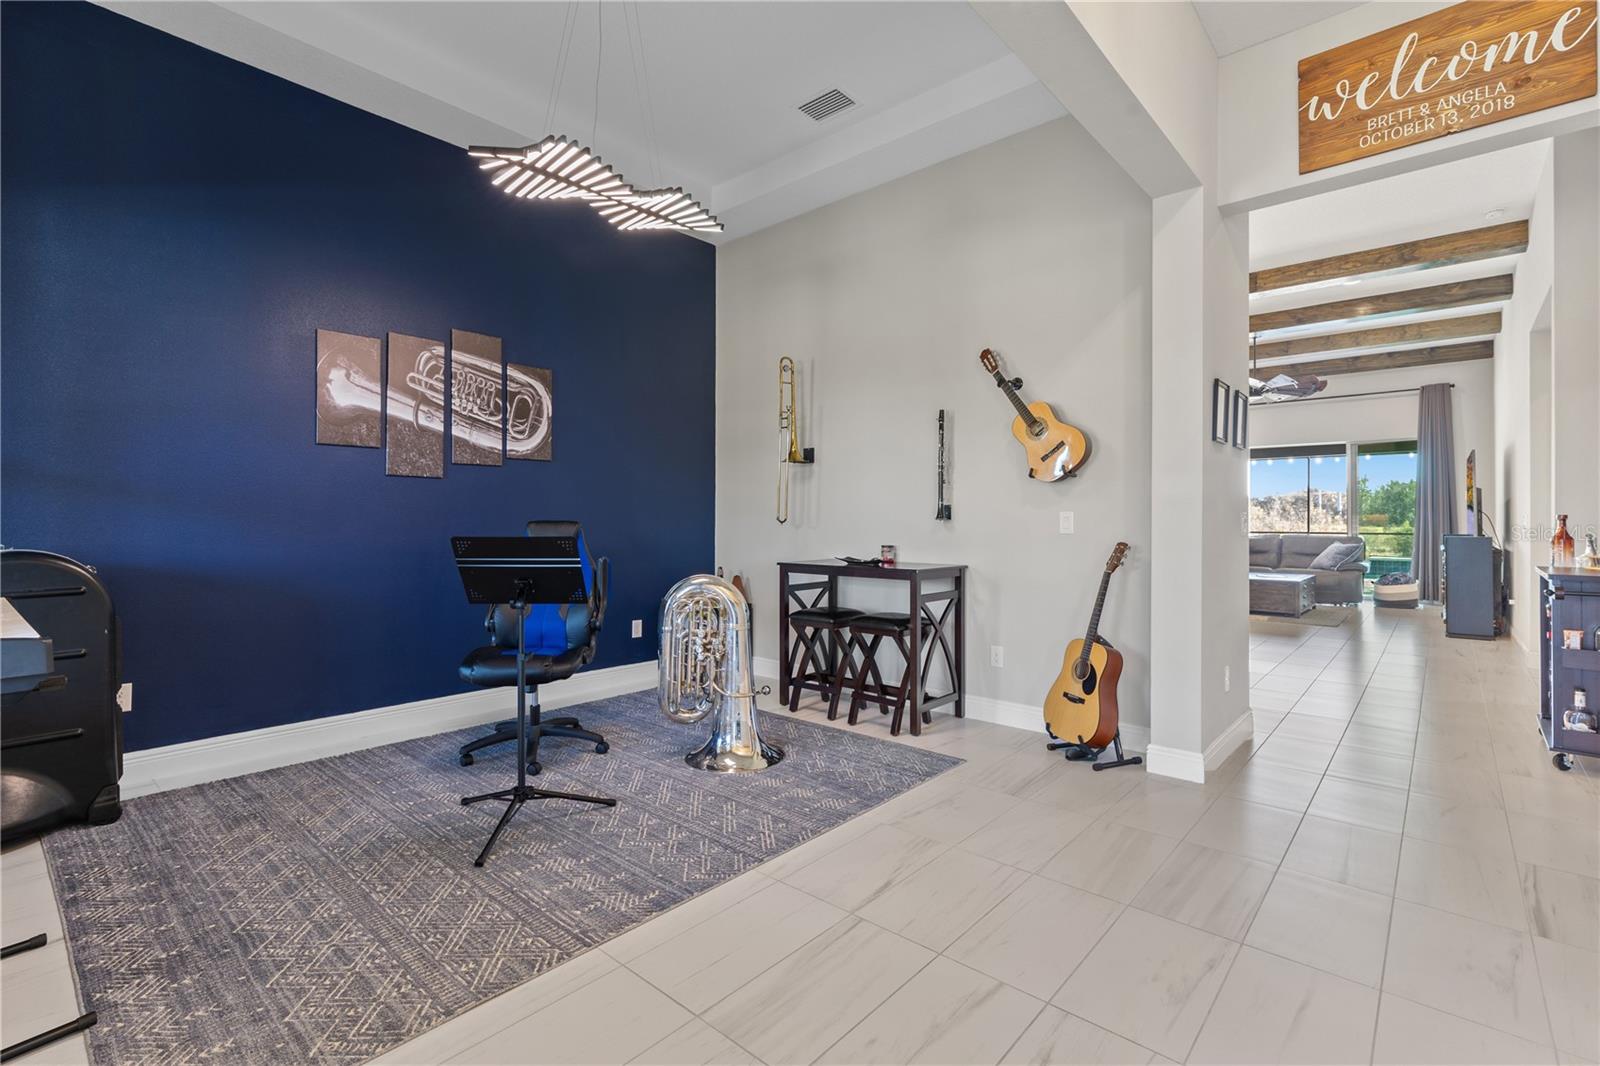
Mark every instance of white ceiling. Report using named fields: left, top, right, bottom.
left=1250, top=140, right=1548, bottom=270
left=1191, top=0, right=1364, bottom=57
left=1247, top=140, right=1549, bottom=371
left=105, top=1, right=1065, bottom=241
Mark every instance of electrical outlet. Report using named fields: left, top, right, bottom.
left=1058, top=511, right=1075, bottom=535
left=631, top=619, right=643, bottom=638
left=990, top=645, right=1004, bottom=668
left=1224, top=666, right=1231, bottom=693
left=117, top=682, right=133, bottom=713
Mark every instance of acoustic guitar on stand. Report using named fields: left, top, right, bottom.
left=978, top=348, right=1090, bottom=481
left=1043, top=542, right=1141, bottom=770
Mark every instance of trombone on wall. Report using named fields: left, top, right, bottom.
left=777, top=356, right=813, bottom=523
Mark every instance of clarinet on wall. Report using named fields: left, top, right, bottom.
left=935, top=410, right=952, bottom=520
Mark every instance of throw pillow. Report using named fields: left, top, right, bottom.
left=1310, top=541, right=1362, bottom=570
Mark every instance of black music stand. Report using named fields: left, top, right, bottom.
left=451, top=536, right=617, bottom=867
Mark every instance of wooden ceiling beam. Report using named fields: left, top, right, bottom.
left=1250, top=220, right=1528, bottom=294
left=1257, top=340, right=1494, bottom=377
left=1249, top=311, right=1500, bottom=361
left=1250, top=274, right=1513, bottom=333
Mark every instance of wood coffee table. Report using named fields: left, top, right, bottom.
left=1249, top=572, right=1316, bottom=617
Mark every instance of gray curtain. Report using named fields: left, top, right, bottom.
left=1415, top=383, right=1457, bottom=601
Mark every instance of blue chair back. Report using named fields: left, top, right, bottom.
left=510, top=521, right=603, bottom=657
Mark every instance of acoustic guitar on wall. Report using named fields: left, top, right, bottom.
left=978, top=348, right=1090, bottom=482
left=1043, top=542, right=1141, bottom=770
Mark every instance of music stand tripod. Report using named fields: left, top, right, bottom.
left=452, top=537, right=616, bottom=868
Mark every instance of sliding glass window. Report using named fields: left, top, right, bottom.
left=1248, top=445, right=1349, bottom=535
left=1357, top=440, right=1418, bottom=575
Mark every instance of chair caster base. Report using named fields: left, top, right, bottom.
left=1554, top=752, right=1574, bottom=771
left=526, top=761, right=542, bottom=776
left=595, top=741, right=609, bottom=755
left=459, top=754, right=474, bottom=767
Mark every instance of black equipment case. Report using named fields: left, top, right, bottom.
left=1, top=548, right=123, bottom=841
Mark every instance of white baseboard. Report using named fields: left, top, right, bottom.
left=1145, top=710, right=1254, bottom=784
left=965, top=694, right=1150, bottom=753
left=121, top=660, right=659, bottom=800
left=1205, top=710, right=1255, bottom=771
left=751, top=656, right=1150, bottom=751
left=753, top=656, right=782, bottom=689
left=1145, top=744, right=1206, bottom=783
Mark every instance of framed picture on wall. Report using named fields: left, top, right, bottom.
left=1211, top=378, right=1231, bottom=443
left=315, top=329, right=382, bottom=448
left=1232, top=389, right=1249, bottom=449
left=450, top=330, right=505, bottom=467
left=385, top=332, right=446, bottom=478
left=506, top=363, right=553, bottom=461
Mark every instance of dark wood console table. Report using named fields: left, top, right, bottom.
left=776, top=560, right=966, bottom=729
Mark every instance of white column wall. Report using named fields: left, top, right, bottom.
left=1549, top=128, right=1600, bottom=548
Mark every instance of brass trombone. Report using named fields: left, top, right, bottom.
left=777, top=356, right=804, bottom=523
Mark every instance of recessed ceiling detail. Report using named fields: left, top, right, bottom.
left=105, top=0, right=1064, bottom=241
left=797, top=88, right=856, bottom=122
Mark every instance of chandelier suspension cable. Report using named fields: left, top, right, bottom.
left=545, top=1, right=578, bottom=134
left=625, top=1, right=666, bottom=189
left=469, top=0, right=721, bottom=234
left=592, top=2, right=603, bottom=148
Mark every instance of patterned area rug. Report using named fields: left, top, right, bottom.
left=1249, top=605, right=1354, bottom=627
left=44, top=691, right=960, bottom=1064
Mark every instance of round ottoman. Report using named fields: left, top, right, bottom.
left=1374, top=580, right=1419, bottom=609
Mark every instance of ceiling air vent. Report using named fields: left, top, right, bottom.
left=798, top=88, right=856, bottom=122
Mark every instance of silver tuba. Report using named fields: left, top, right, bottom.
left=659, top=575, right=784, bottom=772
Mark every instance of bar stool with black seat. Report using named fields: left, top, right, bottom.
left=842, top=612, right=952, bottom=737
left=457, top=521, right=610, bottom=774
left=786, top=605, right=862, bottom=713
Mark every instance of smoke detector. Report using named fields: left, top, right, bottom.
left=798, top=88, right=856, bottom=122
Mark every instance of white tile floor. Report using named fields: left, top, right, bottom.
left=4, top=604, right=1598, bottom=1064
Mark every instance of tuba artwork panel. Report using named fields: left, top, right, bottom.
left=659, top=574, right=783, bottom=772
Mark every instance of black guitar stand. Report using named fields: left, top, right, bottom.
left=1047, top=730, right=1143, bottom=771
left=451, top=539, right=616, bottom=868
left=1, top=934, right=97, bottom=1062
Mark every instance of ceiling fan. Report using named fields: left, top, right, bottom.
left=1249, top=333, right=1327, bottom=401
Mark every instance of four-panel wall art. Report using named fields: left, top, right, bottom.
left=314, top=329, right=553, bottom=477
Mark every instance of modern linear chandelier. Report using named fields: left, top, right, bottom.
left=469, top=3, right=721, bottom=235
left=469, top=138, right=722, bottom=233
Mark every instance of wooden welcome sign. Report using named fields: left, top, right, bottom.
left=1298, top=0, right=1598, bottom=173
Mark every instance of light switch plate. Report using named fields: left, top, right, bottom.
left=1059, top=511, right=1074, bottom=534
left=631, top=619, right=643, bottom=638
left=990, top=645, right=1004, bottom=668
left=117, top=682, right=133, bottom=713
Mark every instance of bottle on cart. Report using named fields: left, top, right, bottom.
left=1563, top=688, right=1597, bottom=735
left=1552, top=515, right=1576, bottom=567
left=1579, top=532, right=1600, bottom=571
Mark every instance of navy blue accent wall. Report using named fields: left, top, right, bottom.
left=1, top=3, right=715, bottom=750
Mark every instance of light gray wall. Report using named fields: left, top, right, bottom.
left=715, top=117, right=1154, bottom=728
left=1496, top=130, right=1600, bottom=656
left=1149, top=188, right=1251, bottom=773
left=1497, top=148, right=1554, bottom=655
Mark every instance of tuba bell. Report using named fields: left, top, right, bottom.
left=659, top=574, right=784, bottom=772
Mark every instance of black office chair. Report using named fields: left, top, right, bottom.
left=457, top=521, right=609, bottom=774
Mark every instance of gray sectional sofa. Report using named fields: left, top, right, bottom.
left=1249, top=533, right=1367, bottom=605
